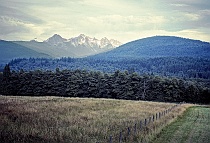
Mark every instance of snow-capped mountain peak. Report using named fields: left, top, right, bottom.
left=66, top=34, right=121, bottom=48
left=68, top=34, right=90, bottom=46
left=78, top=34, right=86, bottom=39
left=100, top=37, right=111, bottom=48
left=44, top=34, right=67, bottom=45
left=44, top=34, right=122, bottom=57
left=110, top=39, right=122, bottom=48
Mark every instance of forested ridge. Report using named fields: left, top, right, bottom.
left=6, top=57, right=210, bottom=79
left=91, top=36, right=210, bottom=59
left=1, top=65, right=209, bottom=104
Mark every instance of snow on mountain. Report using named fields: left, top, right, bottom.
left=100, top=37, right=111, bottom=48
left=42, top=34, right=122, bottom=57
left=45, top=34, right=122, bottom=49
left=12, top=34, right=122, bottom=59
left=68, top=34, right=97, bottom=47
left=45, top=34, right=67, bottom=46
left=110, top=39, right=122, bottom=48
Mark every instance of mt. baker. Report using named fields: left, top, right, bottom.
left=15, top=34, right=122, bottom=58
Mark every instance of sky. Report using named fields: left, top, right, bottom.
left=0, top=0, right=210, bottom=43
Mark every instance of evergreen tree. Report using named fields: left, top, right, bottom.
left=3, top=64, right=11, bottom=81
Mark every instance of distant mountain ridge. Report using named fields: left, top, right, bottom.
left=44, top=34, right=122, bottom=55
left=0, top=40, right=50, bottom=64
left=14, top=34, right=122, bottom=58
left=45, top=34, right=121, bottom=49
left=0, top=34, right=122, bottom=69
left=92, top=36, right=210, bottom=59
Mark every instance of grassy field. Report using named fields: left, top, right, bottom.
left=152, top=106, right=210, bottom=143
left=0, top=96, right=190, bottom=143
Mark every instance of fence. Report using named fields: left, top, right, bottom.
left=96, top=102, right=183, bottom=143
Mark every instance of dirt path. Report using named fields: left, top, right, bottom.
left=152, top=106, right=210, bottom=143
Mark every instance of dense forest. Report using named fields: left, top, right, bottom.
left=7, top=57, right=210, bottom=79
left=1, top=64, right=209, bottom=104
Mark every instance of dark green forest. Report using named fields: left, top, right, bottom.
left=5, top=57, right=210, bottom=79
left=1, top=65, right=209, bottom=104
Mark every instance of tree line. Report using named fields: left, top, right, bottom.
left=0, top=65, right=209, bottom=104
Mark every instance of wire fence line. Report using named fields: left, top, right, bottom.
left=96, top=102, right=183, bottom=143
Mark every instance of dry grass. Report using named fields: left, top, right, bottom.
left=0, top=96, right=192, bottom=143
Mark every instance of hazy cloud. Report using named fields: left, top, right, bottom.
left=0, top=0, right=210, bottom=43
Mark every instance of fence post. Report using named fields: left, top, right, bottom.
left=127, top=127, right=131, bottom=135
left=109, top=135, right=112, bottom=143
left=140, top=120, right=142, bottom=129
left=119, top=131, right=122, bottom=143
left=134, top=123, right=137, bottom=134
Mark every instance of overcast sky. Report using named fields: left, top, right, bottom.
left=0, top=0, right=210, bottom=43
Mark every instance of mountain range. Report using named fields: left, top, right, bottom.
left=6, top=36, right=210, bottom=79
left=0, top=34, right=122, bottom=64
left=15, top=34, right=122, bottom=57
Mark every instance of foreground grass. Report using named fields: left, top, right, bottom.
left=0, top=96, right=190, bottom=143
left=152, top=106, right=210, bottom=143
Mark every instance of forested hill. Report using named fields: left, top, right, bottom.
left=91, top=36, right=210, bottom=59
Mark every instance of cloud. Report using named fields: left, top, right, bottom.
left=164, top=29, right=210, bottom=43
left=170, top=4, right=189, bottom=7
left=184, top=13, right=200, bottom=21
left=0, top=16, right=29, bottom=34
left=0, top=16, right=45, bottom=40
left=79, top=15, right=166, bottom=32
left=0, top=0, right=210, bottom=43
left=0, top=4, right=43, bottom=24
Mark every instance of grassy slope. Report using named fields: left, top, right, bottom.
left=152, top=106, right=210, bottom=143
left=0, top=96, right=190, bottom=143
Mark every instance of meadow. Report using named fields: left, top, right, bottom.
left=0, top=96, right=191, bottom=143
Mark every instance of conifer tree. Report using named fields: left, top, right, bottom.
left=3, top=64, right=11, bottom=81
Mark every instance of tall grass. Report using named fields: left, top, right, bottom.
left=0, top=96, right=191, bottom=143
